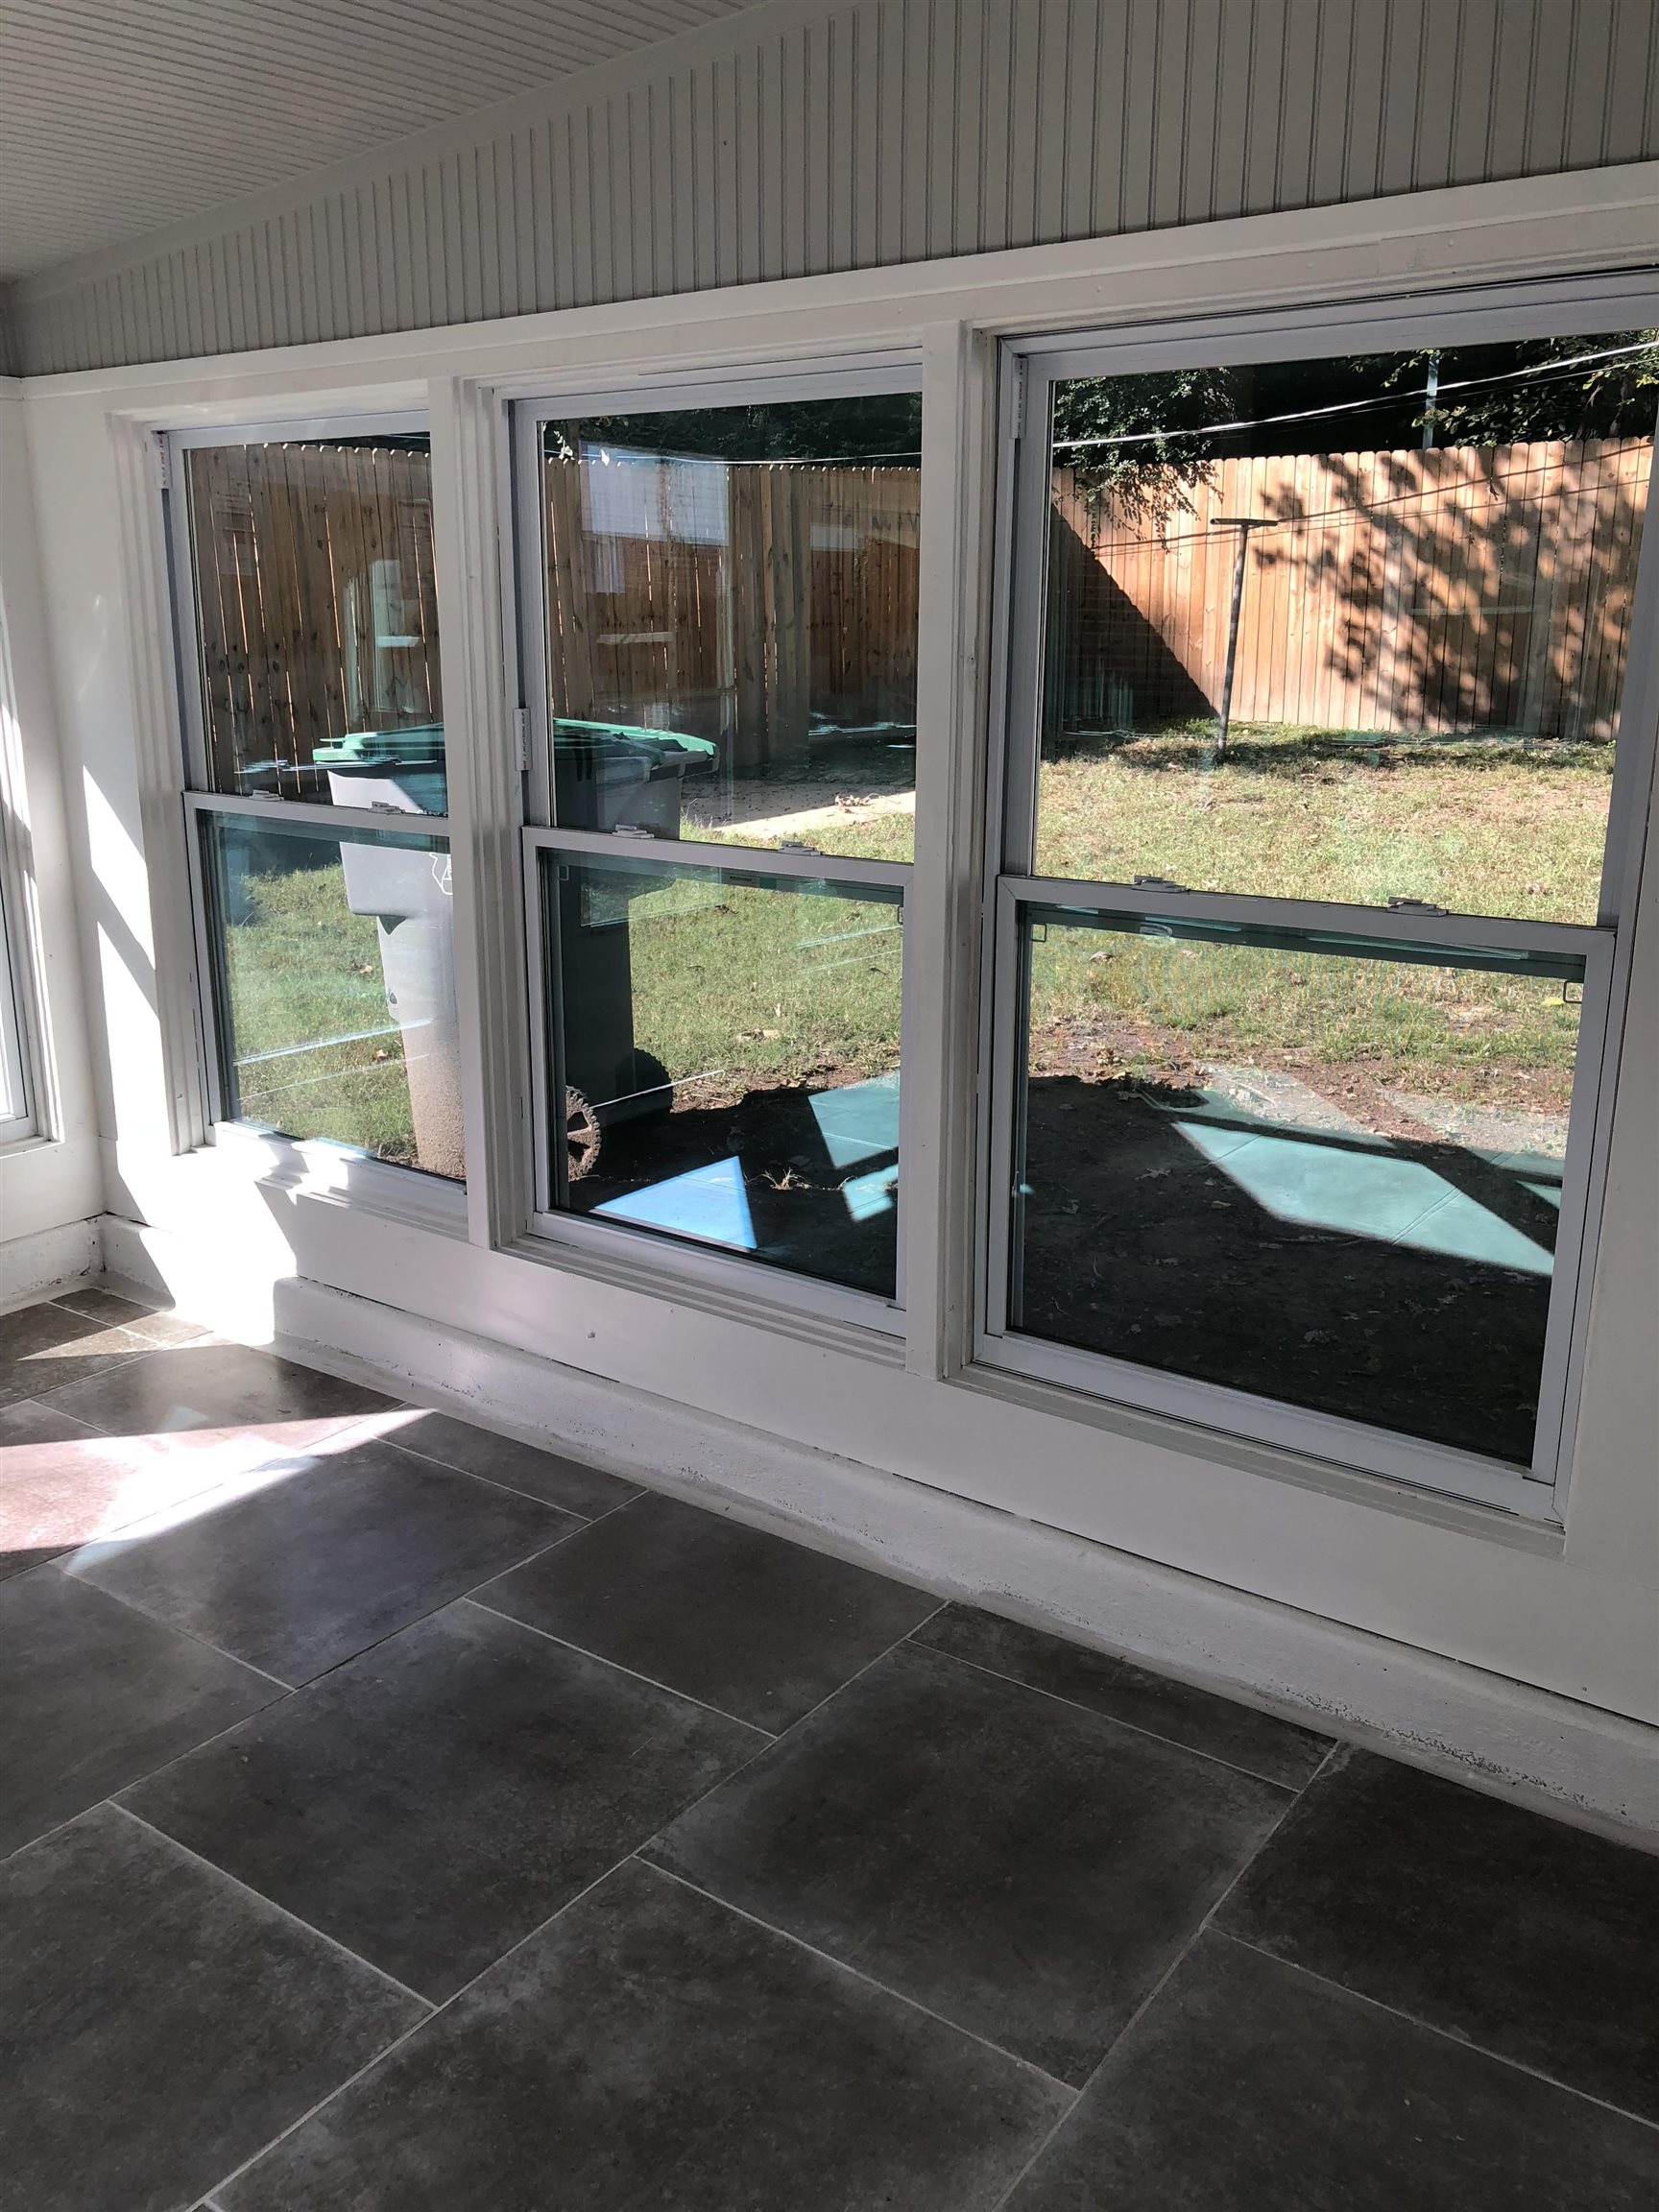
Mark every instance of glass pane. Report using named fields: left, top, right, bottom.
left=1038, top=333, right=1656, bottom=922
left=183, top=435, right=445, bottom=810
left=541, top=850, right=903, bottom=1296
left=0, top=876, right=30, bottom=1130
left=200, top=810, right=464, bottom=1181
left=541, top=395, right=922, bottom=861
left=1011, top=906, right=1586, bottom=1465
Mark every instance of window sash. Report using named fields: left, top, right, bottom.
left=979, top=288, right=1659, bottom=1512
left=509, top=367, right=924, bottom=835
left=184, top=790, right=456, bottom=1159
left=520, top=824, right=907, bottom=1330
left=977, top=875, right=1617, bottom=1507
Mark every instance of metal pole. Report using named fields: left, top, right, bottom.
left=1421, top=349, right=1440, bottom=449
left=1214, top=517, right=1262, bottom=760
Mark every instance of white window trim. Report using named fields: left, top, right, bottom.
left=503, top=365, right=924, bottom=1337
left=99, top=165, right=1656, bottom=1537
left=974, top=273, right=1659, bottom=1522
left=0, top=518, right=44, bottom=1149
left=164, top=415, right=467, bottom=1212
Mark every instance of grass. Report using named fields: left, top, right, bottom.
left=1033, top=722, right=1612, bottom=923
left=578, top=867, right=903, bottom=1107
left=215, top=727, right=1604, bottom=1166
left=219, top=853, right=423, bottom=1165
left=1021, top=722, right=1603, bottom=1116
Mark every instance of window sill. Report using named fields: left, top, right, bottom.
left=208, top=1121, right=469, bottom=1240
left=502, top=1223, right=907, bottom=1367
left=950, top=1356, right=1568, bottom=1555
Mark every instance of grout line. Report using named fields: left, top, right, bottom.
left=45, top=1455, right=626, bottom=1719
left=111, top=1802, right=436, bottom=2012
left=1214, top=1930, right=1659, bottom=2139
left=42, top=1561, right=297, bottom=1692
left=458, top=1596, right=776, bottom=1742
left=196, top=1853, right=633, bottom=2203
left=627, top=1597, right=952, bottom=1844
left=637, top=1855, right=1080, bottom=2100
left=908, top=1637, right=1317, bottom=1795
left=371, top=1427, right=647, bottom=1520
left=985, top=1741, right=1313, bottom=2211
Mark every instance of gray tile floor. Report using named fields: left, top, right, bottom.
left=1, top=1286, right=1655, bottom=2212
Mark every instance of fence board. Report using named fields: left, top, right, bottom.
left=1047, top=437, right=1652, bottom=744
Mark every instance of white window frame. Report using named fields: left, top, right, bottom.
left=163, top=413, right=469, bottom=1227
left=974, top=271, right=1659, bottom=1523
left=0, top=862, right=34, bottom=1146
left=506, top=362, right=924, bottom=1336
left=0, top=555, right=40, bottom=1148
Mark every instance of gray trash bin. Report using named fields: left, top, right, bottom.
left=316, top=728, right=464, bottom=1180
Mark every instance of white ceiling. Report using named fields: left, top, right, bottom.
left=0, top=0, right=756, bottom=279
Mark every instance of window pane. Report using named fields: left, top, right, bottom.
left=540, top=850, right=902, bottom=1296
left=0, top=875, right=30, bottom=1133
left=183, top=436, right=445, bottom=809
left=1011, top=907, right=1585, bottom=1464
left=1038, top=334, right=1656, bottom=922
left=541, top=395, right=921, bottom=861
left=200, top=810, right=464, bottom=1180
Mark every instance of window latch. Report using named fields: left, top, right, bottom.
left=1133, top=875, right=1188, bottom=892
left=612, top=824, right=658, bottom=839
left=781, top=839, right=822, bottom=854
left=1386, top=896, right=1449, bottom=916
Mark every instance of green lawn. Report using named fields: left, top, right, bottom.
left=216, top=730, right=1606, bottom=1165
left=218, top=853, right=422, bottom=1164
left=579, top=868, right=903, bottom=1108
left=1032, top=722, right=1612, bottom=923
left=1020, top=724, right=1603, bottom=1113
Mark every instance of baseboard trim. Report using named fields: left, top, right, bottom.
left=0, top=1214, right=102, bottom=1314
left=270, top=1272, right=1657, bottom=1848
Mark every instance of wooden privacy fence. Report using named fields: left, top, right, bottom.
left=1046, top=438, right=1651, bottom=744
left=543, top=458, right=921, bottom=766
left=185, top=442, right=442, bottom=792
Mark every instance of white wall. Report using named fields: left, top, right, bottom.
left=20, top=168, right=1659, bottom=1831
left=0, top=381, right=102, bottom=1300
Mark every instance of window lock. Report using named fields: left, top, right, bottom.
left=1386, top=896, right=1449, bottom=915
left=1133, top=875, right=1188, bottom=892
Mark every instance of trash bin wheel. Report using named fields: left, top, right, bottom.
left=565, top=1088, right=602, bottom=1182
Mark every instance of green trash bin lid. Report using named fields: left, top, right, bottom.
left=314, top=724, right=447, bottom=764
left=551, top=716, right=717, bottom=764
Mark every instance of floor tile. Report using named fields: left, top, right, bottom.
left=384, top=1406, right=641, bottom=1518
left=0, top=1395, right=99, bottom=1449
left=54, top=1286, right=210, bottom=1347
left=1215, top=1745, right=1659, bottom=2122
left=124, top=1599, right=762, bottom=2000
left=0, top=1406, right=286, bottom=1582
left=0, top=1569, right=276, bottom=1859
left=478, top=1490, right=938, bottom=1730
left=63, top=1434, right=576, bottom=1685
left=646, top=1640, right=1290, bottom=2083
left=915, top=1603, right=1333, bottom=1789
left=218, top=1857, right=1070, bottom=2212
left=40, top=1337, right=395, bottom=1440
left=1, top=1802, right=424, bottom=2212
left=0, top=1299, right=148, bottom=1408
left=1006, top=1932, right=1659, bottom=2211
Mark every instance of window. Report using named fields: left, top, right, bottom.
left=0, top=863, right=32, bottom=1144
left=517, top=379, right=922, bottom=1310
left=985, top=324, right=1656, bottom=1502
left=171, top=424, right=464, bottom=1182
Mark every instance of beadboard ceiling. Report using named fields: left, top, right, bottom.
left=0, top=0, right=756, bottom=278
